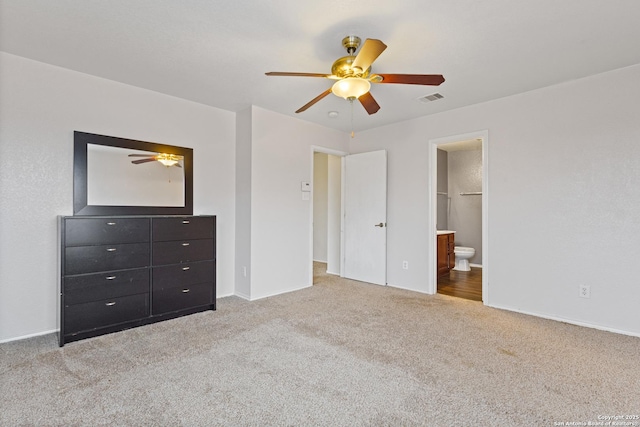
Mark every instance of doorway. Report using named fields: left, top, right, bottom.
left=310, top=147, right=388, bottom=287
left=428, top=131, right=489, bottom=303
left=311, top=147, right=346, bottom=284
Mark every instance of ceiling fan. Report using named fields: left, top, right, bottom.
left=128, top=153, right=183, bottom=167
left=266, top=35, right=445, bottom=115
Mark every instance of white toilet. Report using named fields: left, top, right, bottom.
left=453, top=246, right=475, bottom=271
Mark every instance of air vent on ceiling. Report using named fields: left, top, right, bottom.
left=418, top=93, right=444, bottom=103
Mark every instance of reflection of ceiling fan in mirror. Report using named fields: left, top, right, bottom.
left=266, top=35, right=445, bottom=114
left=128, top=153, right=183, bottom=167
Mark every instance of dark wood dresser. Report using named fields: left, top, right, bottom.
left=59, top=215, right=215, bottom=346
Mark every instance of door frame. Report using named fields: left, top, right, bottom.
left=309, top=146, right=348, bottom=286
left=427, top=130, right=489, bottom=304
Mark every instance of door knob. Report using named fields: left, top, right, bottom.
left=374, top=222, right=386, bottom=227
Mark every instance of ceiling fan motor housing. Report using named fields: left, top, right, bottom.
left=334, top=36, right=371, bottom=77
left=331, top=56, right=370, bottom=78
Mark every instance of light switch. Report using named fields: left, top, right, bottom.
left=301, top=182, right=311, bottom=192
left=302, top=192, right=310, bottom=201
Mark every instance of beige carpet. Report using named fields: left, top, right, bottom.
left=1, top=264, right=639, bottom=426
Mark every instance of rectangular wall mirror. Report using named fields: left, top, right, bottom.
left=74, top=131, right=193, bottom=216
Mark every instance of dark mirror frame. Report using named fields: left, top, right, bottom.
left=73, top=131, right=194, bottom=216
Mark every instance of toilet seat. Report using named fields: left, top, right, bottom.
left=454, top=246, right=474, bottom=254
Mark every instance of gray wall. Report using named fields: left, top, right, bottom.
left=245, top=107, right=348, bottom=301
left=313, top=152, right=329, bottom=262
left=448, top=149, right=483, bottom=265
left=436, top=149, right=448, bottom=230
left=313, top=152, right=342, bottom=272
left=348, top=63, right=640, bottom=336
left=0, top=52, right=237, bottom=342
left=235, top=107, right=253, bottom=299
left=326, top=154, right=342, bottom=275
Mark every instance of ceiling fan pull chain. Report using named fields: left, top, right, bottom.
left=350, top=98, right=355, bottom=138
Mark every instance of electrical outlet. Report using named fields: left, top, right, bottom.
left=242, top=266, right=247, bottom=277
left=579, top=284, right=590, bottom=298
left=402, top=261, right=409, bottom=270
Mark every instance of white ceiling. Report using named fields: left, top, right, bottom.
left=2, top=0, right=640, bottom=133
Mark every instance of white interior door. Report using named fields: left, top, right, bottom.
left=343, top=150, right=387, bottom=285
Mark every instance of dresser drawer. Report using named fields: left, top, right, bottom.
left=152, top=239, right=214, bottom=265
left=152, top=282, right=212, bottom=315
left=152, top=216, right=214, bottom=242
left=64, top=268, right=149, bottom=305
left=152, top=260, right=214, bottom=289
left=65, top=243, right=150, bottom=275
left=65, top=217, right=150, bottom=246
left=64, top=293, right=149, bottom=334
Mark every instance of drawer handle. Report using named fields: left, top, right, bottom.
left=182, top=220, right=190, bottom=224
left=182, top=242, right=190, bottom=246
left=182, top=266, right=190, bottom=271
left=106, top=222, right=116, bottom=226
left=105, top=301, right=116, bottom=306
left=106, top=276, right=116, bottom=280
left=181, top=288, right=190, bottom=293
left=106, top=248, right=117, bottom=252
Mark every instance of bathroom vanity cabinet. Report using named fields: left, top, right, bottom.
left=59, top=215, right=216, bottom=346
left=437, top=232, right=455, bottom=277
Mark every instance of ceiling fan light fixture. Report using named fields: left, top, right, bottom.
left=331, top=78, right=371, bottom=100
left=158, top=159, right=178, bottom=167
left=156, top=153, right=181, bottom=167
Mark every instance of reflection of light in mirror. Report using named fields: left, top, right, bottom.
left=156, top=153, right=183, bottom=167
left=87, top=144, right=185, bottom=207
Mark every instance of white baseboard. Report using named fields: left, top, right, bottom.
left=470, top=263, right=483, bottom=268
left=234, top=284, right=313, bottom=302
left=249, top=284, right=312, bottom=301
left=0, top=329, right=58, bottom=345
left=487, top=303, right=640, bottom=338
left=215, top=292, right=235, bottom=299
left=387, top=283, right=435, bottom=295
left=234, top=291, right=251, bottom=301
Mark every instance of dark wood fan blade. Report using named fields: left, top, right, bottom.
left=174, top=163, right=182, bottom=168
left=352, top=39, right=387, bottom=72
left=266, top=72, right=331, bottom=78
left=128, top=154, right=156, bottom=157
left=131, top=158, right=157, bottom=164
left=295, top=88, right=332, bottom=113
left=358, top=92, right=380, bottom=115
left=376, top=74, right=445, bottom=85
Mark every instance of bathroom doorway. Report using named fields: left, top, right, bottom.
left=428, top=131, right=489, bottom=303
